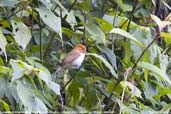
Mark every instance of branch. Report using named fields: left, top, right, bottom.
left=126, top=0, right=138, bottom=32
left=129, top=35, right=159, bottom=78
left=63, top=0, right=77, bottom=20
left=43, top=32, right=56, bottom=58
left=0, top=8, right=25, bottom=24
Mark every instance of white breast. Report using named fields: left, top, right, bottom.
left=71, top=53, right=85, bottom=69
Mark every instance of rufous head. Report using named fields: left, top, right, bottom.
left=74, top=44, right=86, bottom=53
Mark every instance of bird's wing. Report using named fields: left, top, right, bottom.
left=62, top=50, right=80, bottom=66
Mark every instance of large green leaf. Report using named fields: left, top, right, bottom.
left=11, top=20, right=32, bottom=49
left=0, top=0, right=19, bottom=7
left=40, top=0, right=52, bottom=9
left=0, top=77, right=8, bottom=97
left=17, top=81, right=35, bottom=112
left=34, top=97, right=48, bottom=113
left=49, top=81, right=61, bottom=96
left=110, top=28, right=144, bottom=47
left=138, top=62, right=171, bottom=85
left=98, top=46, right=117, bottom=70
left=0, top=29, right=7, bottom=61
left=95, top=17, right=113, bottom=33
left=38, top=67, right=61, bottom=96
left=10, top=59, right=34, bottom=82
left=36, top=8, right=62, bottom=38
left=86, top=23, right=106, bottom=44
left=87, top=53, right=118, bottom=78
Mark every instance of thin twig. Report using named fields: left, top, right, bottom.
left=126, top=0, right=138, bottom=32
left=129, top=35, right=159, bottom=78
left=64, top=78, right=73, bottom=89
left=83, top=12, right=87, bottom=44
left=43, top=32, right=56, bottom=58
left=37, top=1, right=43, bottom=63
left=63, top=0, right=77, bottom=20
left=119, top=67, right=131, bottom=114
left=0, top=8, right=25, bottom=24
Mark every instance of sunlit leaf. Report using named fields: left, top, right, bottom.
left=10, top=59, right=34, bottom=82
left=110, top=28, right=144, bottom=47
left=49, top=81, right=61, bottom=96
left=115, top=0, right=126, bottom=12
left=38, top=67, right=61, bottom=96
left=0, top=29, right=7, bottom=61
left=17, top=81, right=34, bottom=112
left=0, top=0, right=19, bottom=7
left=11, top=20, right=32, bottom=49
left=120, top=81, right=142, bottom=98
left=0, top=77, right=8, bottom=97
left=138, top=62, right=171, bottom=85
left=86, top=23, right=106, bottom=44
left=40, top=0, right=52, bottom=9
left=87, top=53, right=118, bottom=78
left=38, top=67, right=51, bottom=85
left=95, top=17, right=113, bottom=32
left=0, top=99, right=10, bottom=111
left=159, top=54, right=169, bottom=72
left=34, top=97, right=48, bottom=113
left=36, top=8, right=62, bottom=38
left=161, top=32, right=171, bottom=44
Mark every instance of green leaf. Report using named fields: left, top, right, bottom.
left=34, top=97, right=48, bottom=113
left=17, top=81, right=34, bottom=112
left=115, top=0, right=126, bottom=12
left=38, top=67, right=61, bottom=96
left=0, top=0, right=19, bottom=7
left=40, top=0, right=52, bottom=9
left=161, top=32, right=171, bottom=44
left=110, top=28, right=144, bottom=47
left=87, top=53, right=118, bottom=78
left=0, top=99, right=10, bottom=111
left=160, top=103, right=171, bottom=113
left=98, top=46, right=117, bottom=70
left=36, top=8, right=62, bottom=38
left=159, top=54, right=169, bottom=72
left=38, top=67, right=51, bottom=85
left=33, top=90, right=52, bottom=108
left=86, top=23, right=106, bottom=44
left=11, top=20, right=32, bottom=49
left=120, top=81, right=142, bottom=98
left=49, top=81, right=61, bottom=96
left=0, top=66, right=11, bottom=75
left=0, top=29, right=7, bottom=61
left=138, top=62, right=171, bottom=85
left=95, top=17, right=113, bottom=33
left=0, top=77, right=8, bottom=97
left=68, top=80, right=80, bottom=107
left=10, top=59, right=34, bottom=82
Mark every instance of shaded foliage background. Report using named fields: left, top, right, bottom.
left=0, top=0, right=171, bottom=113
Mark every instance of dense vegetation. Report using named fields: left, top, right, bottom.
left=0, top=0, right=171, bottom=113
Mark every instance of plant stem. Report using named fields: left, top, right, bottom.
left=129, top=36, right=159, bottom=78
left=43, top=32, right=56, bottom=58
left=126, top=0, right=138, bottom=32
left=63, top=0, right=77, bottom=20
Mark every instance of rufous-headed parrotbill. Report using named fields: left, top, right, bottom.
left=61, top=44, right=86, bottom=69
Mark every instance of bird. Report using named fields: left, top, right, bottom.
left=61, top=44, right=86, bottom=69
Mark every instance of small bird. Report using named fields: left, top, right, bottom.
left=61, top=44, right=86, bottom=69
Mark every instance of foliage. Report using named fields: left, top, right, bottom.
left=0, top=0, right=171, bottom=113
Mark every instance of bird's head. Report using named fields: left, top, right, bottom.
left=74, top=44, right=86, bottom=53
